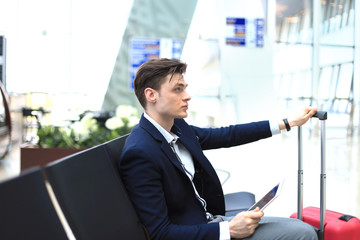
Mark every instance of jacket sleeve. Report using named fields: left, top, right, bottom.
left=190, top=120, right=272, bottom=150
left=119, top=146, right=220, bottom=240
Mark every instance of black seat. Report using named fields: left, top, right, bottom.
left=224, top=192, right=255, bottom=216
left=103, top=133, right=129, bottom=168
left=0, top=167, right=68, bottom=240
left=44, top=144, right=147, bottom=240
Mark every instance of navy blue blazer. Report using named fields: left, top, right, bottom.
left=119, top=115, right=272, bottom=240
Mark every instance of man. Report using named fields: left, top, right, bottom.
left=119, top=58, right=318, bottom=239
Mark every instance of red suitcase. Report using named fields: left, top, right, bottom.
left=290, top=111, right=360, bottom=240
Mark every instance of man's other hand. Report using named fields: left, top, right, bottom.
left=229, top=207, right=264, bottom=239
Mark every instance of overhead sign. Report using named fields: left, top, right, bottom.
left=225, top=17, right=264, bottom=48
left=129, top=38, right=182, bottom=89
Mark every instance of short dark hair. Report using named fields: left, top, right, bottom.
left=133, top=58, right=187, bottom=109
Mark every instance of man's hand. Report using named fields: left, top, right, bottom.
left=279, top=106, right=317, bottom=130
left=229, top=208, right=264, bottom=239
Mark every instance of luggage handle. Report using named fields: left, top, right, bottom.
left=313, top=111, right=327, bottom=120
left=297, top=110, right=327, bottom=240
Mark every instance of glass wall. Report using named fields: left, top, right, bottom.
left=274, top=0, right=314, bottom=108
left=273, top=0, right=356, bottom=133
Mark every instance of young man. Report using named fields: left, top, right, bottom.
left=119, top=58, right=318, bottom=239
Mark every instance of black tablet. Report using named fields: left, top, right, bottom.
left=247, top=180, right=283, bottom=211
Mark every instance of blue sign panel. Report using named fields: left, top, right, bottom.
left=129, top=38, right=182, bottom=89
left=225, top=17, right=264, bottom=48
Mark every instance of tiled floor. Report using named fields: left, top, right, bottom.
left=1, top=115, right=359, bottom=222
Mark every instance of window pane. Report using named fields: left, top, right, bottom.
left=276, top=0, right=313, bottom=44
left=320, top=0, right=355, bottom=46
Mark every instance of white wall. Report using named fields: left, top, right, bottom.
left=0, top=0, right=133, bottom=110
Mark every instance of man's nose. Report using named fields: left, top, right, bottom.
left=184, top=91, right=191, bottom=101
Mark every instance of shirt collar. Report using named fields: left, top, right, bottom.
left=143, top=112, right=178, bottom=144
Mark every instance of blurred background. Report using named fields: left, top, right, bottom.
left=0, top=0, right=359, bottom=219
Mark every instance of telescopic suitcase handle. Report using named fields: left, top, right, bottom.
left=312, top=111, right=327, bottom=120
left=297, top=110, right=327, bottom=240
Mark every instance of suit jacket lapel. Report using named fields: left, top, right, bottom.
left=174, top=124, right=219, bottom=182
left=139, top=115, right=186, bottom=175
left=171, top=123, right=218, bottom=198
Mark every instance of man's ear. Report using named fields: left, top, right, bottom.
left=144, top=88, right=158, bottom=103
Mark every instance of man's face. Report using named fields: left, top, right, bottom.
left=155, top=73, right=191, bottom=120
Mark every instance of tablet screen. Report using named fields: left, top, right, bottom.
left=247, top=182, right=280, bottom=211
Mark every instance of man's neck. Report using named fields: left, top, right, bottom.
left=145, top=110, right=174, bottom=132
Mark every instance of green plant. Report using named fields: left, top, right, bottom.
left=37, top=105, right=139, bottom=148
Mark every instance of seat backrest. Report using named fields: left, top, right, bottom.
left=0, top=167, right=68, bottom=240
left=44, top=143, right=147, bottom=240
left=102, top=134, right=129, bottom=168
